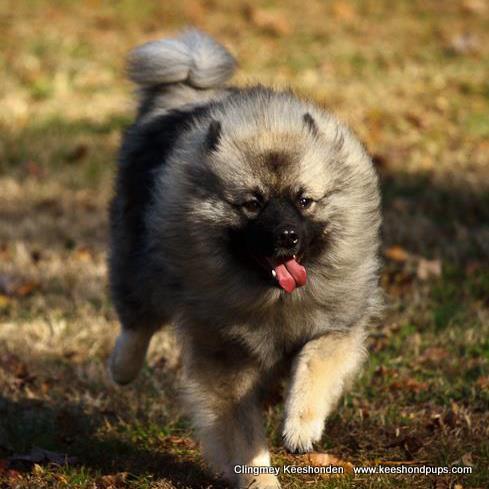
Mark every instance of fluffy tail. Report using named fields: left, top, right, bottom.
left=128, top=29, right=237, bottom=89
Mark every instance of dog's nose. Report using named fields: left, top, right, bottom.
left=277, top=227, right=300, bottom=251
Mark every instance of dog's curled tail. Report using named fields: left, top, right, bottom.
left=128, top=29, right=236, bottom=89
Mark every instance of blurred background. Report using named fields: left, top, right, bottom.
left=0, top=1, right=488, bottom=488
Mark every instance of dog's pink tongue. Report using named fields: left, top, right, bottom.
left=274, top=258, right=307, bottom=293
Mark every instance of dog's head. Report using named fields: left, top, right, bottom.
left=157, top=89, right=380, bottom=300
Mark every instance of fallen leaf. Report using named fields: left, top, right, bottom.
left=384, top=246, right=409, bottom=263
left=381, top=460, right=421, bottom=465
left=183, top=0, right=205, bottom=23
left=461, top=452, right=473, bottom=466
left=405, top=111, right=428, bottom=129
left=390, top=378, right=428, bottom=394
left=0, top=243, right=10, bottom=261
left=23, top=160, right=45, bottom=178
left=65, top=144, right=88, bottom=163
left=416, top=258, right=442, bottom=280
left=0, top=458, right=23, bottom=480
left=73, top=246, right=94, bottom=262
left=462, top=0, right=487, bottom=13
left=331, top=1, right=357, bottom=22
left=381, top=268, right=416, bottom=297
left=462, top=0, right=486, bottom=13
left=96, top=472, right=128, bottom=488
left=165, top=435, right=197, bottom=449
left=303, top=452, right=354, bottom=472
left=434, top=480, right=450, bottom=489
left=465, top=261, right=481, bottom=275
left=14, top=281, right=39, bottom=297
left=0, top=295, right=10, bottom=309
left=476, top=376, right=489, bottom=390
left=244, top=6, right=291, bottom=36
left=386, top=435, right=423, bottom=459
left=419, top=347, right=449, bottom=364
left=371, top=153, right=389, bottom=169
left=0, top=274, right=39, bottom=297
left=0, top=353, right=35, bottom=388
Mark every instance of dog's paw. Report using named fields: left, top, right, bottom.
left=282, top=414, right=324, bottom=454
left=108, top=329, right=150, bottom=385
left=108, top=349, right=139, bottom=385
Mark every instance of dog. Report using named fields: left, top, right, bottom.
left=108, top=29, right=381, bottom=489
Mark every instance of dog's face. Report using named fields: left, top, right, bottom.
left=223, top=145, right=330, bottom=293
left=180, top=110, right=378, bottom=295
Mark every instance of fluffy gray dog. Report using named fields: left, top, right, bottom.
left=109, top=29, right=381, bottom=489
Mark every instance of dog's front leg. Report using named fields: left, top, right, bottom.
left=282, top=328, right=366, bottom=454
left=182, top=344, right=280, bottom=489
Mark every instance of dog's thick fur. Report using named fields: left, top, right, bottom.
left=109, top=29, right=381, bottom=489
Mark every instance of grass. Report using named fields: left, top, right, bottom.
left=0, top=0, right=488, bottom=487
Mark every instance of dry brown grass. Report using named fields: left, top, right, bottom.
left=0, top=1, right=488, bottom=488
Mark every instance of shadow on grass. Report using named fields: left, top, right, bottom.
left=380, top=170, right=489, bottom=262
left=0, top=394, right=225, bottom=488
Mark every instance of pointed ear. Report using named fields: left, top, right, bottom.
left=205, top=120, right=222, bottom=152
left=303, top=112, right=319, bottom=137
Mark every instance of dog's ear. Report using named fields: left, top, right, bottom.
left=303, top=113, right=319, bottom=138
left=205, top=120, right=222, bottom=152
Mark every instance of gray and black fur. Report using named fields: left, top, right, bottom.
left=109, top=29, right=382, bottom=489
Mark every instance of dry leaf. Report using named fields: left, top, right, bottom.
left=476, top=376, right=489, bottom=390
left=390, top=378, right=428, bottom=394
left=23, top=160, right=45, bottom=178
left=465, top=261, right=481, bottom=275
left=97, top=472, right=128, bottom=488
left=65, top=143, right=88, bottom=162
left=14, top=281, right=39, bottom=297
left=461, top=452, right=473, bottom=466
left=331, top=1, right=357, bottom=22
left=244, top=6, right=291, bottom=36
left=0, top=459, right=22, bottom=481
left=384, top=245, right=409, bottom=263
left=303, top=452, right=354, bottom=472
left=371, top=153, right=389, bottom=169
left=462, top=0, right=487, bottom=14
left=166, top=435, right=197, bottom=449
left=74, top=246, right=93, bottom=262
left=405, top=111, right=428, bottom=129
left=416, top=258, right=442, bottom=280
left=419, top=347, right=449, bottom=364
left=183, top=0, right=205, bottom=23
left=0, top=295, right=10, bottom=309
left=0, top=274, right=39, bottom=297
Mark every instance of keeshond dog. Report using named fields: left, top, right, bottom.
left=109, top=29, right=381, bottom=488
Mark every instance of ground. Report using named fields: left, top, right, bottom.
left=0, top=1, right=488, bottom=488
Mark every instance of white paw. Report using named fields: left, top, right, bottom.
left=282, top=414, right=324, bottom=454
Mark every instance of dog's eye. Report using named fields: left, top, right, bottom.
left=297, top=197, right=313, bottom=210
left=242, top=199, right=261, bottom=213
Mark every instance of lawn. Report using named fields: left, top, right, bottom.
left=0, top=0, right=488, bottom=488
